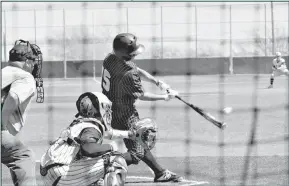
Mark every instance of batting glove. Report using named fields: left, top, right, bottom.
left=164, top=89, right=179, bottom=101
left=157, top=80, right=170, bottom=92
left=128, top=129, right=137, bottom=140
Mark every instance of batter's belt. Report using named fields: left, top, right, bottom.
left=111, top=104, right=140, bottom=130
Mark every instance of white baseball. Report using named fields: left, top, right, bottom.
left=222, top=107, right=233, bottom=114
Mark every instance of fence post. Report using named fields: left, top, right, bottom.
left=34, top=9, right=37, bottom=43
left=229, top=5, right=233, bottom=75
left=160, top=6, right=163, bottom=59
left=92, top=11, right=96, bottom=79
left=3, top=10, right=7, bottom=62
left=264, top=4, right=267, bottom=56
left=195, top=5, right=198, bottom=58
left=270, top=2, right=275, bottom=55
left=63, top=9, right=67, bottom=79
left=126, top=7, right=129, bottom=32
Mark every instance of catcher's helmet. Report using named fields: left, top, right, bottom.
left=113, top=33, right=145, bottom=61
left=75, top=92, right=112, bottom=131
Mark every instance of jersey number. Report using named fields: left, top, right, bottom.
left=102, top=68, right=111, bottom=92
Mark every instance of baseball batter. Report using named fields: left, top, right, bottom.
left=1, top=40, right=44, bottom=186
left=101, top=33, right=183, bottom=182
left=40, top=92, right=155, bottom=186
left=268, top=52, right=288, bottom=88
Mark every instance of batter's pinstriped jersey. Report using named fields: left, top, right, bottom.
left=101, top=53, right=144, bottom=129
left=101, top=53, right=146, bottom=160
left=101, top=53, right=144, bottom=105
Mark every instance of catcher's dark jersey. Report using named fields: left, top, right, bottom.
left=101, top=53, right=144, bottom=129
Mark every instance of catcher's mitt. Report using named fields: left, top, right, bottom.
left=133, top=118, right=157, bottom=150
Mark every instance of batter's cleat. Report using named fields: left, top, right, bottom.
left=154, top=169, right=184, bottom=182
left=268, top=85, right=273, bottom=89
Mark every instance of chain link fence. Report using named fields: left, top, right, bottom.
left=1, top=2, right=288, bottom=185
left=2, top=2, right=288, bottom=62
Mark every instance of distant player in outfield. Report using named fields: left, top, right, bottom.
left=101, top=33, right=183, bottom=182
left=40, top=92, right=156, bottom=186
left=268, top=52, right=288, bottom=88
left=1, top=40, right=43, bottom=186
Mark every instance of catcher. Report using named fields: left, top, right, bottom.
left=40, top=92, right=158, bottom=186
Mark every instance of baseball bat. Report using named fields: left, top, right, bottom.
left=175, top=95, right=226, bottom=130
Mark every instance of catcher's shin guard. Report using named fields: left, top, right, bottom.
left=104, top=155, right=128, bottom=186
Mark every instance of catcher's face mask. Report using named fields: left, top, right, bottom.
left=10, top=40, right=44, bottom=103
left=30, top=44, right=44, bottom=103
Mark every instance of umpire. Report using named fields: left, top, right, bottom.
left=101, top=33, right=183, bottom=182
left=2, top=40, right=43, bottom=186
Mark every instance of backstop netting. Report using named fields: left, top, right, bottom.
left=1, top=2, right=289, bottom=186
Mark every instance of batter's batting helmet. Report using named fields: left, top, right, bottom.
left=113, top=33, right=145, bottom=61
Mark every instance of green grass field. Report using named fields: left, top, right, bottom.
left=2, top=75, right=289, bottom=186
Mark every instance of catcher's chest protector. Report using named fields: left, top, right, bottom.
left=41, top=120, right=104, bottom=167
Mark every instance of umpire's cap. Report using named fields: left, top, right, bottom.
left=113, top=33, right=145, bottom=59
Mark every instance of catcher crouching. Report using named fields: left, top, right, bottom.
left=40, top=92, right=157, bottom=186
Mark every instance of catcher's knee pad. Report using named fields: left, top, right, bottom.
left=104, top=155, right=128, bottom=186
left=104, top=172, right=124, bottom=186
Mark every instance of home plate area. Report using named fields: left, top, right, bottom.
left=125, top=176, right=209, bottom=186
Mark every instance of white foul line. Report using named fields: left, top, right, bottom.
left=128, top=176, right=209, bottom=185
